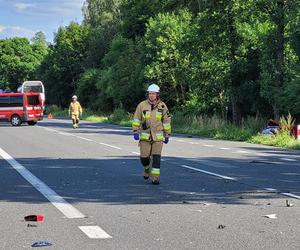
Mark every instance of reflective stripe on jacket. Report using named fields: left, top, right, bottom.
left=132, top=99, right=171, bottom=141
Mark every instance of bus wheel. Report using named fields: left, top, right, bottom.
left=11, top=115, right=22, bottom=126
left=27, top=121, right=37, bottom=126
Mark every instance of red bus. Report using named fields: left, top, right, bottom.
left=0, top=92, right=43, bottom=126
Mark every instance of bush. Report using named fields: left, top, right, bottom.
left=108, top=108, right=132, bottom=125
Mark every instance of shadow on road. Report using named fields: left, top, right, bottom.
left=0, top=155, right=293, bottom=206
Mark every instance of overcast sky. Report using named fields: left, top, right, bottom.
left=0, top=0, right=85, bottom=42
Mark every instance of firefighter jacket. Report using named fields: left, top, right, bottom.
left=69, top=101, right=82, bottom=115
left=132, top=99, right=171, bottom=141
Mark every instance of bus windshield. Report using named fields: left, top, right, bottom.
left=23, top=85, right=43, bottom=93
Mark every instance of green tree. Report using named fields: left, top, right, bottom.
left=144, top=10, right=193, bottom=107
left=38, top=22, right=89, bottom=106
left=0, top=37, right=46, bottom=90
left=82, top=0, right=122, bottom=68
left=31, top=31, right=48, bottom=48
left=258, top=0, right=300, bottom=118
left=96, top=36, right=146, bottom=111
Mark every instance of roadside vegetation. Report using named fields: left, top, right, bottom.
left=47, top=105, right=300, bottom=150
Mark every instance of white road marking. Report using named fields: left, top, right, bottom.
left=98, top=142, right=121, bottom=150
left=43, top=127, right=57, bottom=132
left=76, top=136, right=93, bottom=142
left=281, top=192, right=300, bottom=199
left=236, top=150, right=249, bottom=154
left=39, top=126, right=122, bottom=150
left=0, top=147, right=85, bottom=219
left=255, top=152, right=271, bottom=157
left=203, top=144, right=214, bottom=147
left=280, top=158, right=297, bottom=162
left=132, top=152, right=139, bottom=155
left=219, top=147, right=230, bottom=150
left=79, top=226, right=112, bottom=239
left=177, top=139, right=186, bottom=143
left=58, top=132, right=73, bottom=136
left=179, top=164, right=300, bottom=200
left=180, top=164, right=236, bottom=181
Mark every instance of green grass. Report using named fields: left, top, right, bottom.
left=46, top=105, right=107, bottom=123
left=249, top=132, right=300, bottom=150
left=172, top=113, right=264, bottom=141
left=46, top=105, right=300, bottom=150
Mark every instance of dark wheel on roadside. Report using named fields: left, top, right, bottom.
left=11, top=115, right=22, bottom=126
left=27, top=121, right=37, bottom=126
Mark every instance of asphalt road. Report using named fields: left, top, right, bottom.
left=0, top=118, right=299, bottom=250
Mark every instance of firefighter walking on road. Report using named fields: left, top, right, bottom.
left=132, top=84, right=171, bottom=185
left=69, top=95, right=82, bottom=129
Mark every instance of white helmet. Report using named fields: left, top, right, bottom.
left=147, top=84, right=160, bottom=93
left=72, top=95, right=78, bottom=99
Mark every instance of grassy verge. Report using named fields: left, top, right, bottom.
left=47, top=105, right=108, bottom=123
left=47, top=105, right=300, bottom=150
left=249, top=132, right=300, bottom=150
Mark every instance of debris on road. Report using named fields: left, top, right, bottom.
left=24, top=215, right=44, bottom=222
left=286, top=200, right=294, bottom=207
left=31, top=241, right=52, bottom=247
left=217, top=224, right=226, bottom=229
left=263, top=214, right=277, bottom=219
left=27, top=224, right=38, bottom=228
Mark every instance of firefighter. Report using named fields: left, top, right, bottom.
left=132, top=84, right=171, bottom=185
left=69, top=95, right=82, bottom=129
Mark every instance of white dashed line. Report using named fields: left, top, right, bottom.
left=98, top=142, right=121, bottom=150
left=79, top=226, right=112, bottom=239
left=58, top=132, right=74, bottom=136
left=219, top=147, right=230, bottom=150
left=236, top=150, right=249, bottom=154
left=132, top=152, right=139, bottom=155
left=281, top=192, right=300, bottom=199
left=280, top=158, right=297, bottom=162
left=76, top=136, right=93, bottom=142
left=39, top=126, right=122, bottom=150
left=180, top=164, right=236, bottom=181
left=0, top=147, right=85, bottom=218
left=203, top=144, right=214, bottom=147
left=179, top=164, right=300, bottom=200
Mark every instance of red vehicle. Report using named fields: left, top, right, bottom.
left=0, top=92, right=43, bottom=126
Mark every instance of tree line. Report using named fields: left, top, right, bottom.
left=1, top=0, right=300, bottom=123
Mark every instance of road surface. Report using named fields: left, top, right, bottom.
left=0, top=118, right=299, bottom=250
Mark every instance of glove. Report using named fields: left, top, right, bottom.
left=133, top=133, right=140, bottom=141
left=163, top=137, right=169, bottom=144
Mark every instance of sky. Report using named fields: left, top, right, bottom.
left=0, top=0, right=85, bottom=42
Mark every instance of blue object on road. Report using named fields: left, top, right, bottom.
left=164, top=137, right=169, bottom=144
left=134, top=134, right=140, bottom=141
left=31, top=240, right=52, bottom=247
